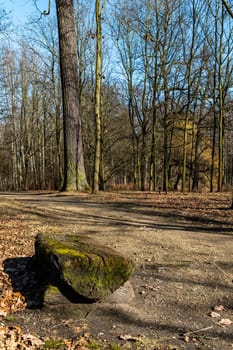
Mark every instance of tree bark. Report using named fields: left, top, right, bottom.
left=55, top=0, right=88, bottom=191
left=92, top=0, right=102, bottom=193
left=218, top=2, right=224, bottom=192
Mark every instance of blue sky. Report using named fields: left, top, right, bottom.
left=2, top=0, right=54, bottom=25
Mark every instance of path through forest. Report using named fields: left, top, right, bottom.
left=0, top=191, right=233, bottom=349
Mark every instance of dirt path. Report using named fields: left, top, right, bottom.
left=1, top=191, right=233, bottom=349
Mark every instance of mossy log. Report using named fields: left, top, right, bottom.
left=35, top=233, right=135, bottom=302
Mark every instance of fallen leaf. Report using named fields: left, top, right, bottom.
left=22, top=333, right=44, bottom=347
left=218, top=318, right=232, bottom=326
left=0, top=310, right=7, bottom=317
left=210, top=311, right=221, bottom=318
left=119, top=334, right=135, bottom=341
left=184, top=335, right=190, bottom=343
left=119, top=334, right=143, bottom=341
left=214, top=305, right=224, bottom=312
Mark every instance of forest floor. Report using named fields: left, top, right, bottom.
left=0, top=191, right=233, bottom=350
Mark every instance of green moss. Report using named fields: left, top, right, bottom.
left=43, top=339, right=66, bottom=349
left=86, top=340, right=102, bottom=349
left=109, top=344, right=122, bottom=350
left=4, top=315, right=16, bottom=323
left=61, top=254, right=134, bottom=299
left=77, top=169, right=89, bottom=191
left=55, top=247, right=85, bottom=257
left=46, top=285, right=60, bottom=294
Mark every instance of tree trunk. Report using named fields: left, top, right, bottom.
left=92, top=0, right=102, bottom=193
left=182, top=116, right=188, bottom=192
left=55, top=0, right=88, bottom=191
left=218, top=3, right=224, bottom=192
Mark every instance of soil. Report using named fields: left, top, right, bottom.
left=1, top=191, right=233, bottom=350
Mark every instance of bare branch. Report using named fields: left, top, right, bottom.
left=33, top=0, right=51, bottom=17
left=222, top=0, right=233, bottom=18
left=43, top=0, right=51, bottom=16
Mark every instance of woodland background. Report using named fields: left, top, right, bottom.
left=0, top=0, right=233, bottom=193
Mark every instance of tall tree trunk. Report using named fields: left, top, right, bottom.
left=55, top=0, right=88, bottom=191
left=218, top=2, right=224, bottom=192
left=162, top=74, right=170, bottom=193
left=210, top=0, right=219, bottom=192
left=140, top=127, right=147, bottom=191
left=149, top=1, right=159, bottom=191
left=182, top=117, right=188, bottom=192
left=150, top=102, right=157, bottom=191
left=93, top=0, right=102, bottom=193
left=182, top=0, right=196, bottom=192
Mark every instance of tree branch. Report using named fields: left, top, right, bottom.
left=222, top=0, right=233, bottom=18
left=33, top=0, right=51, bottom=17
left=43, top=0, right=51, bottom=15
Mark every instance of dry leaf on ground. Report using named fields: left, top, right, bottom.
left=218, top=319, right=232, bottom=326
